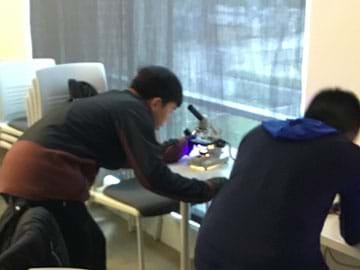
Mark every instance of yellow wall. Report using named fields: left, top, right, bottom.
left=303, top=0, right=360, bottom=143
left=0, top=0, right=32, bottom=59
left=303, top=0, right=360, bottom=104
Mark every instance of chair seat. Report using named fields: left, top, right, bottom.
left=103, top=179, right=179, bottom=217
left=8, top=117, right=28, bottom=132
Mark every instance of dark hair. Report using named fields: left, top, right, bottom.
left=305, top=87, right=360, bottom=134
left=130, top=66, right=183, bottom=106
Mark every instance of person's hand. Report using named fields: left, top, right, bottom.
left=205, top=177, right=228, bottom=197
left=177, top=134, right=196, bottom=155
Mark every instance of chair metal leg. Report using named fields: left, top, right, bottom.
left=180, top=202, right=190, bottom=270
left=153, top=216, right=163, bottom=241
left=136, top=216, right=145, bottom=270
left=128, top=215, right=135, bottom=232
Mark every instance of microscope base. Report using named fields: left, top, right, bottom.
left=188, top=156, right=229, bottom=171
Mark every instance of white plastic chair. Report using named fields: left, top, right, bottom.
left=34, top=63, right=108, bottom=119
left=0, top=59, right=55, bottom=121
left=0, top=59, right=56, bottom=148
left=90, top=174, right=179, bottom=270
left=26, top=78, right=41, bottom=126
left=26, top=85, right=35, bottom=127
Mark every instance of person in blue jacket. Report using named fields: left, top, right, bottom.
left=195, top=88, right=360, bottom=270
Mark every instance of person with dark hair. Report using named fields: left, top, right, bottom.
left=0, top=65, right=226, bottom=270
left=305, top=88, right=360, bottom=140
left=130, top=65, right=183, bottom=106
left=195, top=88, right=360, bottom=270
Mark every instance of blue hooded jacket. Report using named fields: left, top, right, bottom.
left=262, top=118, right=338, bottom=140
left=195, top=117, right=360, bottom=270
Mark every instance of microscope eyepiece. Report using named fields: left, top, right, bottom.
left=188, top=104, right=205, bottom=121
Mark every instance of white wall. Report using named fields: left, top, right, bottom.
left=303, top=0, right=360, bottom=103
left=0, top=0, right=32, bottom=59
left=303, top=0, right=360, bottom=143
left=303, top=6, right=360, bottom=269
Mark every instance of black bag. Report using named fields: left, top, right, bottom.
left=0, top=199, right=69, bottom=270
left=68, top=78, right=99, bottom=101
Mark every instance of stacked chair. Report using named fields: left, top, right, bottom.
left=0, top=59, right=56, bottom=150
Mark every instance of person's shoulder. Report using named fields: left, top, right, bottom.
left=234, top=124, right=263, bottom=148
left=325, top=134, right=359, bottom=148
left=102, top=90, right=151, bottom=120
left=321, top=134, right=360, bottom=162
left=98, top=89, right=130, bottom=99
left=243, top=124, right=265, bottom=139
left=97, top=90, right=145, bottom=109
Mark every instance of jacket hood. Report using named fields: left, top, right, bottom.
left=262, top=118, right=338, bottom=140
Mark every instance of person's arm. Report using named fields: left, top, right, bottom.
left=339, top=177, right=360, bottom=245
left=339, top=142, right=360, bottom=245
left=115, top=109, right=225, bottom=203
left=161, top=137, right=193, bottom=164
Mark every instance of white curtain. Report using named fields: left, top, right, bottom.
left=30, top=0, right=305, bottom=147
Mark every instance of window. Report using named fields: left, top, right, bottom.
left=31, top=0, right=305, bottom=124
left=172, top=1, right=304, bottom=119
left=31, top=0, right=305, bottom=219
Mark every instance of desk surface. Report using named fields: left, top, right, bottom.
left=169, top=153, right=234, bottom=180
left=321, top=214, right=360, bottom=259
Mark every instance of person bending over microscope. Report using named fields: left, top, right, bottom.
left=195, top=88, right=360, bottom=270
left=0, top=66, right=227, bottom=270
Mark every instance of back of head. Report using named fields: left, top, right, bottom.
left=305, top=88, right=360, bottom=135
left=130, top=65, right=183, bottom=106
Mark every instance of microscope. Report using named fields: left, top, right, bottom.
left=186, top=105, right=229, bottom=170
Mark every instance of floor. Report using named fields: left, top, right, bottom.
left=89, top=203, right=179, bottom=270
left=0, top=148, right=180, bottom=270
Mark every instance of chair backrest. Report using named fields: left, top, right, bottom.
left=26, top=86, right=35, bottom=127
left=0, top=59, right=55, bottom=122
left=26, top=79, right=42, bottom=126
left=35, top=63, right=108, bottom=118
